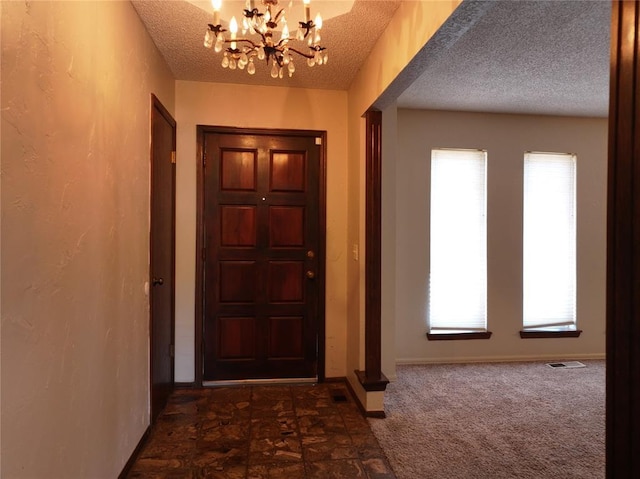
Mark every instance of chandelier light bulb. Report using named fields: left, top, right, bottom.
left=211, top=0, right=222, bottom=25
left=288, top=61, right=295, bottom=74
left=314, top=13, right=322, bottom=30
left=229, top=16, right=238, bottom=49
left=303, top=0, right=311, bottom=22
left=282, top=22, right=290, bottom=41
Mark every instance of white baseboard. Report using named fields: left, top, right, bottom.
left=396, top=352, right=605, bottom=366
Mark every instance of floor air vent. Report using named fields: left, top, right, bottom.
left=546, top=361, right=586, bottom=369
left=330, top=389, right=349, bottom=403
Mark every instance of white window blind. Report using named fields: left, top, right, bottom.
left=429, top=149, right=487, bottom=333
left=523, top=152, right=576, bottom=330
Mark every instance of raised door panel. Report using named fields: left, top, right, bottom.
left=221, top=149, right=257, bottom=191
left=221, top=206, right=256, bottom=247
left=270, top=151, right=306, bottom=192
left=269, top=206, right=305, bottom=247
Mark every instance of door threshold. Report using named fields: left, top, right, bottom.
left=203, top=377, right=318, bottom=387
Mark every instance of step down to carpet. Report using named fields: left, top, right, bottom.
left=547, top=361, right=586, bottom=369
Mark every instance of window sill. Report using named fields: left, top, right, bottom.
left=426, top=331, right=493, bottom=341
left=519, top=330, right=582, bottom=339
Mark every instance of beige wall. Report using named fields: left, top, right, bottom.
left=174, top=81, right=349, bottom=381
left=394, top=109, right=607, bottom=363
left=1, top=1, right=175, bottom=477
left=345, top=1, right=460, bottom=405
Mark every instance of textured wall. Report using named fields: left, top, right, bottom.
left=394, top=109, right=607, bottom=363
left=345, top=1, right=461, bottom=407
left=1, top=1, right=174, bottom=477
left=174, top=80, right=349, bottom=382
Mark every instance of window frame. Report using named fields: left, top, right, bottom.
left=427, top=148, right=492, bottom=340
left=521, top=151, right=581, bottom=338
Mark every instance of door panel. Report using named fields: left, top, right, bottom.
left=150, top=95, right=176, bottom=421
left=202, top=130, right=323, bottom=381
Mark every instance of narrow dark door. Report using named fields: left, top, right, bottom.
left=150, top=95, right=176, bottom=420
left=202, top=129, right=324, bottom=381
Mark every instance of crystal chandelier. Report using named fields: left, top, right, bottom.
left=203, top=0, right=327, bottom=78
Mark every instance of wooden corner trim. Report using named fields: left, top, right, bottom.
left=520, top=330, right=582, bottom=339
left=426, top=331, right=493, bottom=341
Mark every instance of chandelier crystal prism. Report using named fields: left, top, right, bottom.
left=204, top=0, right=327, bottom=78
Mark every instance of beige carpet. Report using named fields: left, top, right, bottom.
left=369, top=361, right=605, bottom=479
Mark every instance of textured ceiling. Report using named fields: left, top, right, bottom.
left=396, top=0, right=611, bottom=117
left=131, top=0, right=401, bottom=90
left=132, top=0, right=611, bottom=117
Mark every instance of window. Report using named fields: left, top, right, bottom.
left=428, top=148, right=488, bottom=336
left=523, top=152, right=576, bottom=332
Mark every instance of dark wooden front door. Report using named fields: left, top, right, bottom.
left=200, top=128, right=325, bottom=381
left=150, top=95, right=176, bottom=420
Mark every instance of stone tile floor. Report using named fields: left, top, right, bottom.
left=127, top=383, right=396, bottom=479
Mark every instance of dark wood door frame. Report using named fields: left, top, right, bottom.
left=150, top=94, right=176, bottom=422
left=607, top=1, right=640, bottom=475
left=194, top=125, right=327, bottom=386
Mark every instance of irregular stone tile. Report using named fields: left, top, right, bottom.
left=249, top=436, right=302, bottom=464
left=298, top=414, right=346, bottom=435
left=151, top=415, right=200, bottom=441
left=252, top=399, right=295, bottom=417
left=341, top=411, right=371, bottom=432
left=205, top=400, right=252, bottom=415
left=191, top=444, right=247, bottom=469
left=250, top=416, right=298, bottom=439
left=362, top=457, right=397, bottom=479
left=127, top=467, right=195, bottom=478
left=247, top=462, right=305, bottom=479
left=306, top=459, right=367, bottom=478
left=251, top=386, right=292, bottom=401
left=301, top=434, right=358, bottom=461
left=138, top=440, right=195, bottom=462
left=209, top=386, right=252, bottom=402
left=200, top=422, right=250, bottom=442
left=129, top=457, right=188, bottom=470
left=294, top=398, right=336, bottom=417
left=128, top=385, right=390, bottom=478
left=291, top=384, right=332, bottom=400
left=195, top=463, right=247, bottom=478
